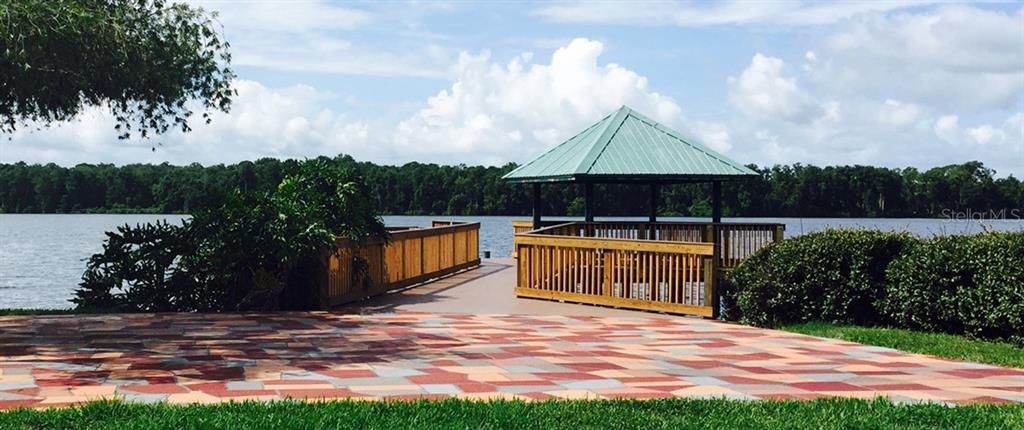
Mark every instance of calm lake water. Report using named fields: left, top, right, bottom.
left=1, top=214, right=1020, bottom=309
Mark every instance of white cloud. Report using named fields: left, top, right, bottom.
left=1, top=80, right=374, bottom=166
left=3, top=40, right=733, bottom=167
left=728, top=54, right=824, bottom=123
left=193, top=0, right=454, bottom=78
left=720, top=52, right=1023, bottom=175
left=534, top=0, right=943, bottom=27
left=726, top=96, right=1023, bottom=177
left=4, top=2, right=1022, bottom=178
left=878, top=99, right=926, bottom=127
left=715, top=5, right=1024, bottom=176
left=934, top=115, right=963, bottom=144
left=196, top=0, right=369, bottom=33
left=816, top=5, right=1024, bottom=111
left=393, top=38, right=731, bottom=164
left=934, top=113, right=1023, bottom=147
left=691, top=121, right=732, bottom=153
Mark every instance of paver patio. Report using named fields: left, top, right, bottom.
left=1, top=260, right=1021, bottom=409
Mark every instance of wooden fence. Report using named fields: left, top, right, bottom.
left=321, top=220, right=480, bottom=308
left=512, top=220, right=535, bottom=235
left=512, top=221, right=783, bottom=269
left=515, top=227, right=716, bottom=317
left=713, top=223, right=784, bottom=269
left=512, top=221, right=784, bottom=317
left=511, top=220, right=568, bottom=258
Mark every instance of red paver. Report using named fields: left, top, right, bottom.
left=0, top=311, right=1021, bottom=409
left=118, top=384, right=190, bottom=394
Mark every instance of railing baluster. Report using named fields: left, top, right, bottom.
left=557, top=246, right=565, bottom=294
left=672, top=254, right=679, bottom=304
left=572, top=247, right=578, bottom=294
left=685, top=254, right=691, bottom=305
left=585, top=249, right=593, bottom=294
left=653, top=253, right=659, bottom=302
left=585, top=249, right=591, bottom=295
left=648, top=252, right=655, bottom=301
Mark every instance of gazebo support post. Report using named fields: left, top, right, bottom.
left=648, top=183, right=659, bottom=239
left=711, top=181, right=722, bottom=224
left=710, top=180, right=723, bottom=320
left=584, top=183, right=594, bottom=223
left=532, top=183, right=541, bottom=230
left=648, top=183, right=658, bottom=223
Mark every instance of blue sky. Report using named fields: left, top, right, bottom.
left=3, top=1, right=1022, bottom=176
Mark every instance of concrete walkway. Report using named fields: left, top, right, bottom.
left=1, top=259, right=1021, bottom=409
left=343, top=258, right=660, bottom=317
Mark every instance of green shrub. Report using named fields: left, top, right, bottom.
left=882, top=231, right=1024, bottom=344
left=73, top=159, right=387, bottom=312
left=728, top=229, right=916, bottom=327
left=74, top=220, right=197, bottom=312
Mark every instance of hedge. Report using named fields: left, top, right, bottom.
left=727, top=229, right=1023, bottom=344
left=727, top=229, right=914, bottom=327
left=882, top=232, right=1024, bottom=344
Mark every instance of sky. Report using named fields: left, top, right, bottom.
left=2, top=0, right=1023, bottom=176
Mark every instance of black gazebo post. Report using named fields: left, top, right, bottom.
left=648, top=183, right=659, bottom=239
left=584, top=183, right=594, bottom=222
left=648, top=183, right=658, bottom=222
left=532, top=183, right=541, bottom=229
left=711, top=181, right=722, bottom=224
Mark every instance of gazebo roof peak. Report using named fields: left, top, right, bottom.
left=503, top=105, right=757, bottom=183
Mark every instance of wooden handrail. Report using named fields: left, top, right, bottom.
left=516, top=233, right=713, bottom=255
left=519, top=222, right=579, bottom=235
left=512, top=220, right=783, bottom=268
left=511, top=219, right=786, bottom=229
left=322, top=220, right=480, bottom=308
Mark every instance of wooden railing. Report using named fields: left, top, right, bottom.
left=515, top=231, right=716, bottom=317
left=514, top=220, right=783, bottom=269
left=713, top=223, right=784, bottom=269
left=512, top=220, right=535, bottom=235
left=513, top=221, right=783, bottom=317
left=511, top=220, right=569, bottom=257
left=321, top=220, right=480, bottom=308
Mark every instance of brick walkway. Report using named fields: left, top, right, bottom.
left=1, top=311, right=1021, bottom=409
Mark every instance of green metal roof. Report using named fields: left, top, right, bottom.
left=503, top=106, right=757, bottom=183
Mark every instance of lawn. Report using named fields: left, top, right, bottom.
left=1, top=398, right=1022, bottom=430
left=782, top=322, right=1024, bottom=369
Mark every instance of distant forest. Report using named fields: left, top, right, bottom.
left=0, top=156, right=1021, bottom=218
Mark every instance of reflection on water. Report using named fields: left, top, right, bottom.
left=1, top=214, right=1020, bottom=309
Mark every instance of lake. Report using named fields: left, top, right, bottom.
left=1, top=214, right=1020, bottom=309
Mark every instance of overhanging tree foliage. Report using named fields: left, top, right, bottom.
left=1, top=0, right=235, bottom=139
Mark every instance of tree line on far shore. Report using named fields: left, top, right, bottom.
left=0, top=156, right=1021, bottom=218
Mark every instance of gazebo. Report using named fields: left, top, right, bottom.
left=504, top=106, right=756, bottom=228
left=504, top=106, right=783, bottom=318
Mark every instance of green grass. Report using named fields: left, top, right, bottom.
left=1, top=398, right=1021, bottom=430
left=782, top=322, right=1024, bottom=368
